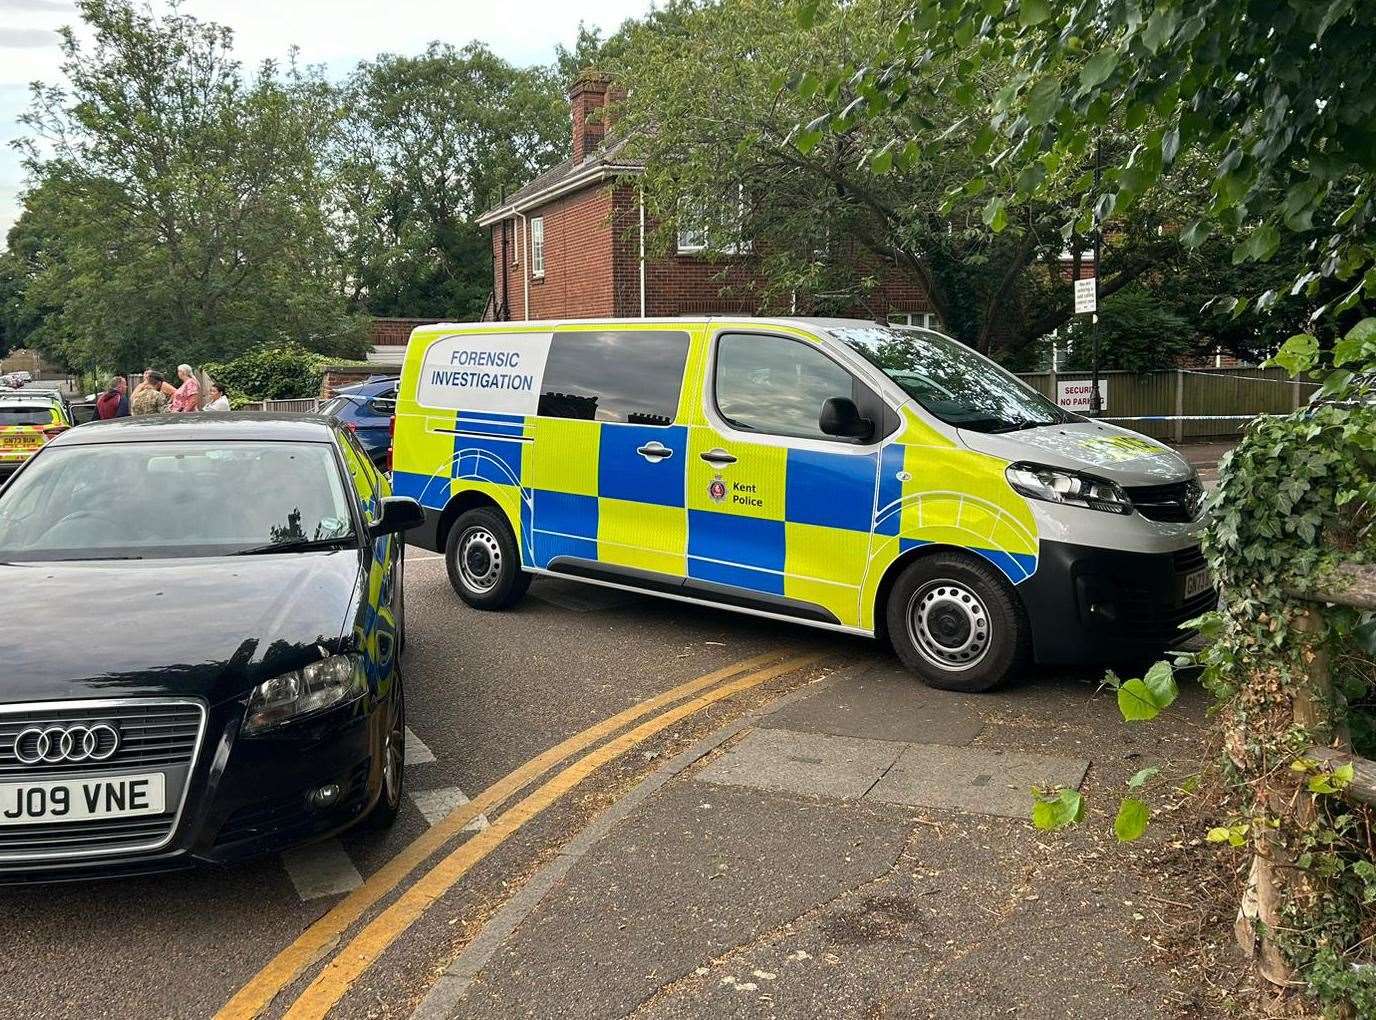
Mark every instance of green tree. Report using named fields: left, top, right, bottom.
left=802, top=0, right=1376, bottom=339
left=611, top=0, right=1193, bottom=362
left=334, top=43, right=569, bottom=320
left=1057, top=286, right=1194, bottom=372
left=14, top=0, right=365, bottom=372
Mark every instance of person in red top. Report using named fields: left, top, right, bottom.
left=95, top=375, right=130, bottom=419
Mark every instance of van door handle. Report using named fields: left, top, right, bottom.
left=636, top=441, right=674, bottom=463
left=700, top=448, right=737, bottom=466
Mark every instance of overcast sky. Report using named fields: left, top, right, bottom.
left=0, top=0, right=652, bottom=242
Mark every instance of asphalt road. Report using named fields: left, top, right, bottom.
left=1, top=545, right=1205, bottom=1020
left=0, top=549, right=843, bottom=1020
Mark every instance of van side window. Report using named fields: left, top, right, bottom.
left=715, top=333, right=872, bottom=442
left=538, top=330, right=689, bottom=426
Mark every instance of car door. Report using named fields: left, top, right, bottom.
left=338, top=430, right=399, bottom=684
left=686, top=329, right=888, bottom=628
left=525, top=326, right=694, bottom=581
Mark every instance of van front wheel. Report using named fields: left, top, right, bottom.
left=885, top=552, right=1029, bottom=692
left=445, top=507, right=531, bottom=610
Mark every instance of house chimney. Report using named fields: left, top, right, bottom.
left=569, top=71, right=622, bottom=163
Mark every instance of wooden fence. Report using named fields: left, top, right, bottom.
left=1016, top=367, right=1321, bottom=442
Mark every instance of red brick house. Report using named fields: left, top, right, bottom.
left=476, top=73, right=939, bottom=325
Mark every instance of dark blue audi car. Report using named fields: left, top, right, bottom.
left=0, top=413, right=421, bottom=880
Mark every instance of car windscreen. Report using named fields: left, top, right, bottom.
left=0, top=406, right=55, bottom=426
left=830, top=325, right=1077, bottom=433
left=0, top=441, right=356, bottom=561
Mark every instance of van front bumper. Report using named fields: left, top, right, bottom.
left=1017, top=540, right=1217, bottom=665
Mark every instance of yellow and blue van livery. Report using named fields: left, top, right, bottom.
left=396, top=317, right=1213, bottom=691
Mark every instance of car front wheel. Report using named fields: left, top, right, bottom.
left=365, top=688, right=404, bottom=830
left=885, top=551, right=1030, bottom=692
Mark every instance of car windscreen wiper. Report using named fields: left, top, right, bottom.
left=232, top=536, right=356, bottom=556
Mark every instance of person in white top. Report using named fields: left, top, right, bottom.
left=205, top=382, right=231, bottom=411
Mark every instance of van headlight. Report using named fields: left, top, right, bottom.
left=1005, top=462, right=1132, bottom=515
left=242, top=654, right=366, bottom=735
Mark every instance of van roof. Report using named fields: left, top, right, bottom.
left=403, top=315, right=888, bottom=335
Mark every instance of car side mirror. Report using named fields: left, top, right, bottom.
left=819, top=396, right=873, bottom=441
left=368, top=496, right=425, bottom=538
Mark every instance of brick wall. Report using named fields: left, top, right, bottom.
left=370, top=317, right=445, bottom=346
left=491, top=183, right=937, bottom=322
left=494, top=187, right=619, bottom=321
left=320, top=365, right=378, bottom=398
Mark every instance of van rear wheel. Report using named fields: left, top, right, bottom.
left=446, top=507, right=530, bottom=610
left=885, top=552, right=1029, bottom=692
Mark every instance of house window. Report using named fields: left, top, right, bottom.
left=530, top=217, right=545, bottom=277
left=888, top=312, right=943, bottom=331
left=676, top=200, right=708, bottom=253
left=677, top=187, right=748, bottom=255
left=511, top=220, right=519, bottom=265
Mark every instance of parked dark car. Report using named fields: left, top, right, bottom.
left=0, top=413, right=421, bottom=881
left=317, top=376, right=398, bottom=469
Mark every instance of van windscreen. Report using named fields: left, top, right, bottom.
left=831, top=325, right=1076, bottom=433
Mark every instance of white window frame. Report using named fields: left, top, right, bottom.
left=888, top=312, right=942, bottom=331
left=676, top=187, right=749, bottom=255
left=511, top=219, right=519, bottom=265
left=676, top=199, right=708, bottom=253
left=530, top=217, right=545, bottom=278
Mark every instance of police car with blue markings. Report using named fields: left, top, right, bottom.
left=393, top=318, right=1214, bottom=692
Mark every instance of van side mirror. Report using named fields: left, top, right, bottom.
left=368, top=496, right=425, bottom=538
left=819, top=397, right=873, bottom=441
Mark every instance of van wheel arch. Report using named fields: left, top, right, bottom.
left=872, top=543, right=1027, bottom=642
left=436, top=490, right=509, bottom=555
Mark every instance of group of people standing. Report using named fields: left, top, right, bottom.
left=96, top=366, right=230, bottom=419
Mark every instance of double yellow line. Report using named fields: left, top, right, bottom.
left=218, top=648, right=826, bottom=1020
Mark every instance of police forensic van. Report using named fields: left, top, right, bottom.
left=393, top=318, right=1214, bottom=692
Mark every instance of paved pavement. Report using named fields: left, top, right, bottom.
left=426, top=658, right=1207, bottom=1020
left=0, top=548, right=1211, bottom=1019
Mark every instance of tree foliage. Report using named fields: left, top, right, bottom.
left=803, top=0, right=1376, bottom=335
left=1056, top=286, right=1194, bottom=372
left=12, top=0, right=369, bottom=372
left=613, top=0, right=1216, bottom=362
left=330, top=43, right=570, bottom=321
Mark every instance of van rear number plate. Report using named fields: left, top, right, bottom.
left=0, top=773, right=166, bottom=826
left=1183, top=568, right=1211, bottom=600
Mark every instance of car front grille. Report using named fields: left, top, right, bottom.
left=1124, top=479, right=1205, bottom=523
left=0, top=699, right=205, bottom=863
left=0, top=702, right=202, bottom=776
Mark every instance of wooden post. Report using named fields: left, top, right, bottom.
left=1174, top=369, right=1185, bottom=444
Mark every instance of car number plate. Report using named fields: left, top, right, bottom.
left=1183, top=567, right=1212, bottom=600
left=0, top=772, right=166, bottom=826
left=0, top=435, right=39, bottom=450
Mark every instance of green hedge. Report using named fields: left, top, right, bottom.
left=203, top=342, right=333, bottom=402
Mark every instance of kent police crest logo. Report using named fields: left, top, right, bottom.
left=708, top=476, right=727, bottom=503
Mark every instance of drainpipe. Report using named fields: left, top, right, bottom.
left=515, top=209, right=530, bottom=321
left=638, top=185, right=647, bottom=318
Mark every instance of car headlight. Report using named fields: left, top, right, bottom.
left=1005, top=462, right=1132, bottom=515
left=242, top=653, right=366, bottom=735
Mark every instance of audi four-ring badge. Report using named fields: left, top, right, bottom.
left=14, top=724, right=120, bottom=765
left=0, top=414, right=421, bottom=879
